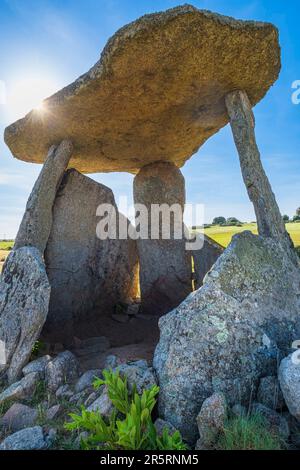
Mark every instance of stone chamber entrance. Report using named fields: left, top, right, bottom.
left=37, top=163, right=223, bottom=371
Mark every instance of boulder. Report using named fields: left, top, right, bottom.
left=4, top=6, right=280, bottom=173
left=154, top=232, right=300, bottom=443
left=1, top=403, right=38, bottom=432
left=55, top=384, right=74, bottom=400
left=116, top=360, right=157, bottom=394
left=0, top=247, right=50, bottom=383
left=193, top=235, right=223, bottom=288
left=45, top=351, right=80, bottom=393
left=0, top=426, right=47, bottom=450
left=43, top=169, right=138, bottom=342
left=257, top=376, right=284, bottom=410
left=22, top=355, right=52, bottom=379
left=0, top=372, right=40, bottom=406
left=46, top=404, right=62, bottom=421
left=133, top=162, right=192, bottom=315
left=279, top=354, right=300, bottom=420
left=196, top=393, right=227, bottom=448
left=14, top=140, right=72, bottom=253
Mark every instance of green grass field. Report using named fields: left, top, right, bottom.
left=0, top=241, right=14, bottom=250
left=204, top=223, right=300, bottom=248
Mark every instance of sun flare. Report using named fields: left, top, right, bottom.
left=7, top=74, right=58, bottom=120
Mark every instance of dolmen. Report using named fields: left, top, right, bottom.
left=1, top=4, right=300, bottom=445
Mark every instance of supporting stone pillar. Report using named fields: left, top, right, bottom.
left=14, top=139, right=73, bottom=253
left=133, top=162, right=192, bottom=316
left=225, top=90, right=293, bottom=250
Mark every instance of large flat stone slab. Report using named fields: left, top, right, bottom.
left=4, top=5, right=280, bottom=173
left=43, top=169, right=138, bottom=342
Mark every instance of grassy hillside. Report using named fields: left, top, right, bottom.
left=204, top=223, right=300, bottom=248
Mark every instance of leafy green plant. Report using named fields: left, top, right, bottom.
left=216, top=413, right=284, bottom=450
left=65, top=369, right=187, bottom=450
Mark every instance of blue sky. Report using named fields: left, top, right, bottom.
left=0, top=0, right=299, bottom=238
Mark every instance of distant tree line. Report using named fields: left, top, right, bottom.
left=282, top=207, right=300, bottom=223
left=212, top=216, right=242, bottom=227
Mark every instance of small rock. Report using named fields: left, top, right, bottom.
left=46, top=405, right=62, bottom=421
left=69, top=389, right=91, bottom=406
left=84, top=391, right=98, bottom=407
left=116, top=360, right=157, bottom=394
left=154, top=418, right=177, bottom=437
left=0, top=426, right=47, bottom=450
left=104, top=355, right=120, bottom=369
left=257, top=376, right=284, bottom=410
left=74, top=369, right=102, bottom=393
left=1, top=403, right=38, bottom=432
left=56, top=384, right=74, bottom=400
left=45, top=351, right=80, bottom=392
left=0, top=372, right=40, bottom=406
left=196, top=392, right=227, bottom=447
left=45, top=428, right=57, bottom=448
left=22, top=355, right=52, bottom=379
left=87, top=387, right=113, bottom=418
left=279, top=354, right=300, bottom=420
left=251, top=403, right=289, bottom=439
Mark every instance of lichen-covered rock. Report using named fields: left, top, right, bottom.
left=116, top=360, right=157, bottom=394
left=0, top=247, right=50, bottom=383
left=196, top=393, right=227, bottom=447
left=257, top=376, right=284, bottom=410
left=134, top=162, right=192, bottom=315
left=45, top=351, right=80, bottom=393
left=0, top=372, right=40, bottom=406
left=0, top=403, right=38, bottom=432
left=4, top=6, right=280, bottom=173
left=279, top=354, right=300, bottom=420
left=0, top=426, right=47, bottom=450
left=43, top=170, right=138, bottom=342
left=154, top=232, right=300, bottom=443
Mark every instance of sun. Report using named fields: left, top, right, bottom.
left=6, top=74, right=59, bottom=121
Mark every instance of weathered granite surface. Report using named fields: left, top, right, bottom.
left=154, top=232, right=300, bottom=443
left=4, top=5, right=280, bottom=173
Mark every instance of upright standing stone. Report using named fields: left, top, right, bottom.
left=133, top=162, right=192, bottom=316
left=0, top=247, right=50, bottom=384
left=14, top=140, right=73, bottom=253
left=193, top=235, right=223, bottom=289
left=43, top=169, right=138, bottom=342
left=225, top=90, right=293, bottom=252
